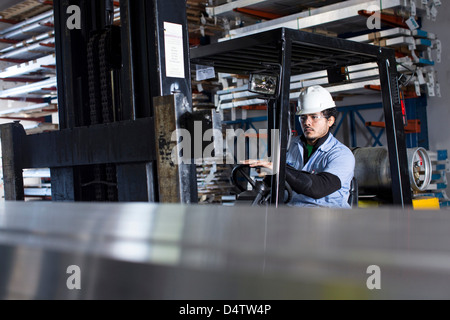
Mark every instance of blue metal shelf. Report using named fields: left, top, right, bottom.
left=334, top=96, right=429, bottom=149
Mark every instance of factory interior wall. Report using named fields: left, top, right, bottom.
left=422, top=2, right=450, bottom=197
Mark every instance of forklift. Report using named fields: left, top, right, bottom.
left=191, top=28, right=413, bottom=208
left=1, top=0, right=412, bottom=208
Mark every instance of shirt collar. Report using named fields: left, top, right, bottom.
left=300, top=131, right=331, bottom=152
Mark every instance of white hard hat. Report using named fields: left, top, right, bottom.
left=296, top=85, right=336, bottom=115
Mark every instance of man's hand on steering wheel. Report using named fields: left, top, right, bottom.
left=232, top=161, right=292, bottom=205
left=240, top=160, right=274, bottom=177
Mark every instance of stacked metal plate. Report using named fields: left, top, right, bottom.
left=197, top=156, right=235, bottom=204
left=204, top=0, right=442, bottom=106
left=346, top=26, right=441, bottom=97
left=0, top=10, right=54, bottom=41
left=206, top=0, right=344, bottom=25
left=0, top=9, right=57, bottom=125
left=1, top=201, right=450, bottom=299
left=211, top=0, right=439, bottom=40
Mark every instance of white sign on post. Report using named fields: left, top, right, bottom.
left=164, top=22, right=185, bottom=79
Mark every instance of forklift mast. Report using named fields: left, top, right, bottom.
left=0, top=0, right=198, bottom=203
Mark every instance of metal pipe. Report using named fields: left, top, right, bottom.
left=0, top=31, right=54, bottom=54
left=0, top=39, right=55, bottom=59
left=0, top=10, right=53, bottom=36
left=3, top=21, right=53, bottom=40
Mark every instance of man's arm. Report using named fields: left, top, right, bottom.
left=285, top=166, right=341, bottom=199
left=241, top=155, right=348, bottom=199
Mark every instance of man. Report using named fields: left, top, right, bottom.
left=244, top=85, right=355, bottom=209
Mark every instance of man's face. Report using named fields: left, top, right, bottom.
left=299, top=112, right=335, bottom=145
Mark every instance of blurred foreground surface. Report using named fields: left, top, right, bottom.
left=0, top=201, right=449, bottom=300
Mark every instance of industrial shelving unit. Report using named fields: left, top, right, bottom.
left=0, top=0, right=445, bottom=206
left=205, top=0, right=442, bottom=101
left=191, top=27, right=414, bottom=206
left=0, top=5, right=57, bottom=132
left=214, top=0, right=439, bottom=39
left=198, top=0, right=445, bottom=207
left=0, top=1, right=56, bottom=201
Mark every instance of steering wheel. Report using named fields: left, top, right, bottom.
left=231, top=164, right=293, bottom=206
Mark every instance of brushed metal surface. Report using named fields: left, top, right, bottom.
left=0, top=201, right=449, bottom=299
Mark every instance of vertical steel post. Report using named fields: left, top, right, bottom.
left=149, top=0, right=198, bottom=203
left=117, top=0, right=157, bottom=201
left=53, top=0, right=109, bottom=201
left=0, top=122, right=26, bottom=201
left=119, top=0, right=197, bottom=203
left=54, top=0, right=78, bottom=130
left=119, top=0, right=153, bottom=119
left=270, top=30, right=292, bottom=207
left=378, top=53, right=412, bottom=207
left=350, top=111, right=357, bottom=148
left=50, top=168, right=76, bottom=201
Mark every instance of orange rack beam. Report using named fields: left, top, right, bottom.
left=366, top=119, right=421, bottom=134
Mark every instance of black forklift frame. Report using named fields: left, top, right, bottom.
left=191, top=28, right=412, bottom=208
left=0, top=0, right=198, bottom=204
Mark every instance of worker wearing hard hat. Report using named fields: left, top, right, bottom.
left=285, top=85, right=355, bottom=208
left=245, top=85, right=355, bottom=208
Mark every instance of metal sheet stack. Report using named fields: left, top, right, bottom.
left=204, top=0, right=443, bottom=111
left=197, top=156, right=235, bottom=204
left=0, top=6, right=57, bottom=132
